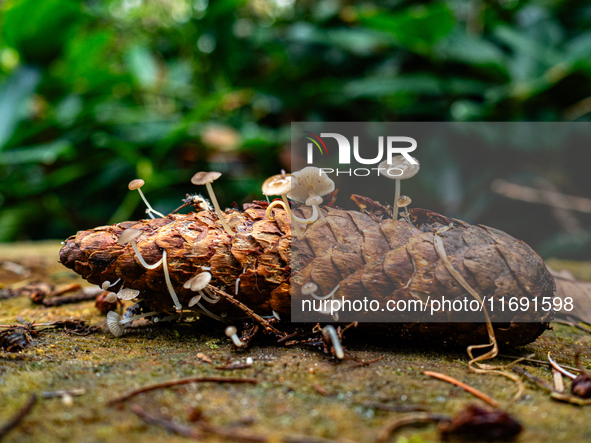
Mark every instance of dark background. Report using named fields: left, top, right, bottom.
left=1, top=0, right=591, bottom=259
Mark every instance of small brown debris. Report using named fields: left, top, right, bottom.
left=377, top=412, right=449, bottom=442
left=0, top=327, right=35, bottom=352
left=438, top=404, right=522, bottom=442
left=196, top=352, right=213, bottom=364
left=21, top=282, right=54, bottom=304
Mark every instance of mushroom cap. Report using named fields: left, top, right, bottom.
left=101, top=281, right=111, bottom=290
left=183, top=272, right=212, bottom=292
left=288, top=167, right=335, bottom=203
left=398, top=195, right=412, bottom=208
left=262, top=173, right=292, bottom=196
left=191, top=171, right=222, bottom=186
left=301, top=282, right=318, bottom=295
left=106, top=292, right=118, bottom=303
left=128, top=179, right=145, bottom=190
left=118, top=228, right=142, bottom=245
left=117, top=288, right=140, bottom=300
left=225, top=325, right=238, bottom=337
left=378, top=155, right=420, bottom=180
left=106, top=311, right=124, bottom=337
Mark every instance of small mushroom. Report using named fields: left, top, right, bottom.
left=262, top=172, right=292, bottom=216
left=191, top=171, right=234, bottom=236
left=289, top=167, right=335, bottom=224
left=118, top=228, right=164, bottom=270
left=184, top=272, right=213, bottom=307
left=128, top=179, right=165, bottom=219
left=225, top=325, right=246, bottom=348
left=378, top=155, right=420, bottom=220
left=105, top=292, right=118, bottom=303
left=106, top=310, right=159, bottom=337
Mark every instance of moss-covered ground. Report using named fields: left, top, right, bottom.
left=1, top=242, right=590, bottom=443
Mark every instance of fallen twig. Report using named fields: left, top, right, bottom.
left=197, top=420, right=268, bottom=442
left=511, top=366, right=554, bottom=392
left=499, top=354, right=581, bottom=373
left=130, top=404, right=202, bottom=439
left=0, top=394, right=37, bottom=440
left=550, top=392, right=591, bottom=406
left=108, top=376, right=258, bottom=405
left=42, top=290, right=102, bottom=307
left=377, top=412, right=449, bottom=442
left=423, top=371, right=499, bottom=408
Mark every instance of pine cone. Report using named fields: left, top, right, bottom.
left=59, top=201, right=554, bottom=347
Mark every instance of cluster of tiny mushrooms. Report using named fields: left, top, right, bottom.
left=104, top=155, right=420, bottom=358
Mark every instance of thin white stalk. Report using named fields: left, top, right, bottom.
left=205, top=182, right=234, bottom=236
left=199, top=288, right=220, bottom=304
left=393, top=179, right=401, bottom=220
left=130, top=240, right=164, bottom=270
left=120, top=311, right=158, bottom=324
left=322, top=325, right=345, bottom=359
left=196, top=301, right=223, bottom=321
left=137, top=188, right=166, bottom=218
left=162, top=250, right=182, bottom=310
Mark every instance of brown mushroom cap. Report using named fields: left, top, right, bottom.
left=183, top=272, right=212, bottom=292
left=191, top=171, right=222, bottom=186
left=128, top=179, right=145, bottom=190
left=288, top=167, right=335, bottom=203
left=398, top=195, right=412, bottom=208
left=378, top=155, right=420, bottom=180
left=262, top=174, right=292, bottom=196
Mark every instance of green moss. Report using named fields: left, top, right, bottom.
left=1, top=243, right=591, bottom=442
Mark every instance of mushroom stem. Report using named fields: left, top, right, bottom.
left=322, top=325, right=345, bottom=359
left=195, top=301, right=223, bottom=321
left=280, top=194, right=292, bottom=218
left=225, top=326, right=246, bottom=348
left=129, top=239, right=164, bottom=270
left=205, top=182, right=234, bottom=236
left=137, top=188, right=166, bottom=218
left=120, top=311, right=158, bottom=324
left=393, top=179, right=401, bottom=220
left=548, top=352, right=577, bottom=380
left=161, top=250, right=182, bottom=311
left=267, top=200, right=318, bottom=224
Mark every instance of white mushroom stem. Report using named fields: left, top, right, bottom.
left=120, top=311, right=158, bottom=324
left=129, top=239, right=164, bottom=270
left=322, top=325, right=345, bottom=359
left=266, top=200, right=318, bottom=224
left=548, top=352, right=577, bottom=379
left=235, top=278, right=240, bottom=295
left=199, top=288, right=221, bottom=304
left=393, top=179, right=401, bottom=220
left=196, top=301, right=223, bottom=321
left=136, top=187, right=165, bottom=218
left=161, top=250, right=182, bottom=310
left=205, top=182, right=234, bottom=236
left=188, top=295, right=201, bottom=307
left=311, top=284, right=340, bottom=300
left=225, top=326, right=246, bottom=348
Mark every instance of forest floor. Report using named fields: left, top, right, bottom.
left=1, top=241, right=590, bottom=443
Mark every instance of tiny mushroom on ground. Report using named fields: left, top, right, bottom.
left=128, top=179, right=165, bottom=219
left=106, top=310, right=159, bottom=337
left=225, top=325, right=246, bottom=347
left=378, top=155, right=420, bottom=221
left=191, top=171, right=234, bottom=236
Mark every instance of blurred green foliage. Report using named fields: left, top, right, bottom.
left=1, top=0, right=591, bottom=258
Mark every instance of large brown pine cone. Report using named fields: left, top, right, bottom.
left=59, top=202, right=554, bottom=347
